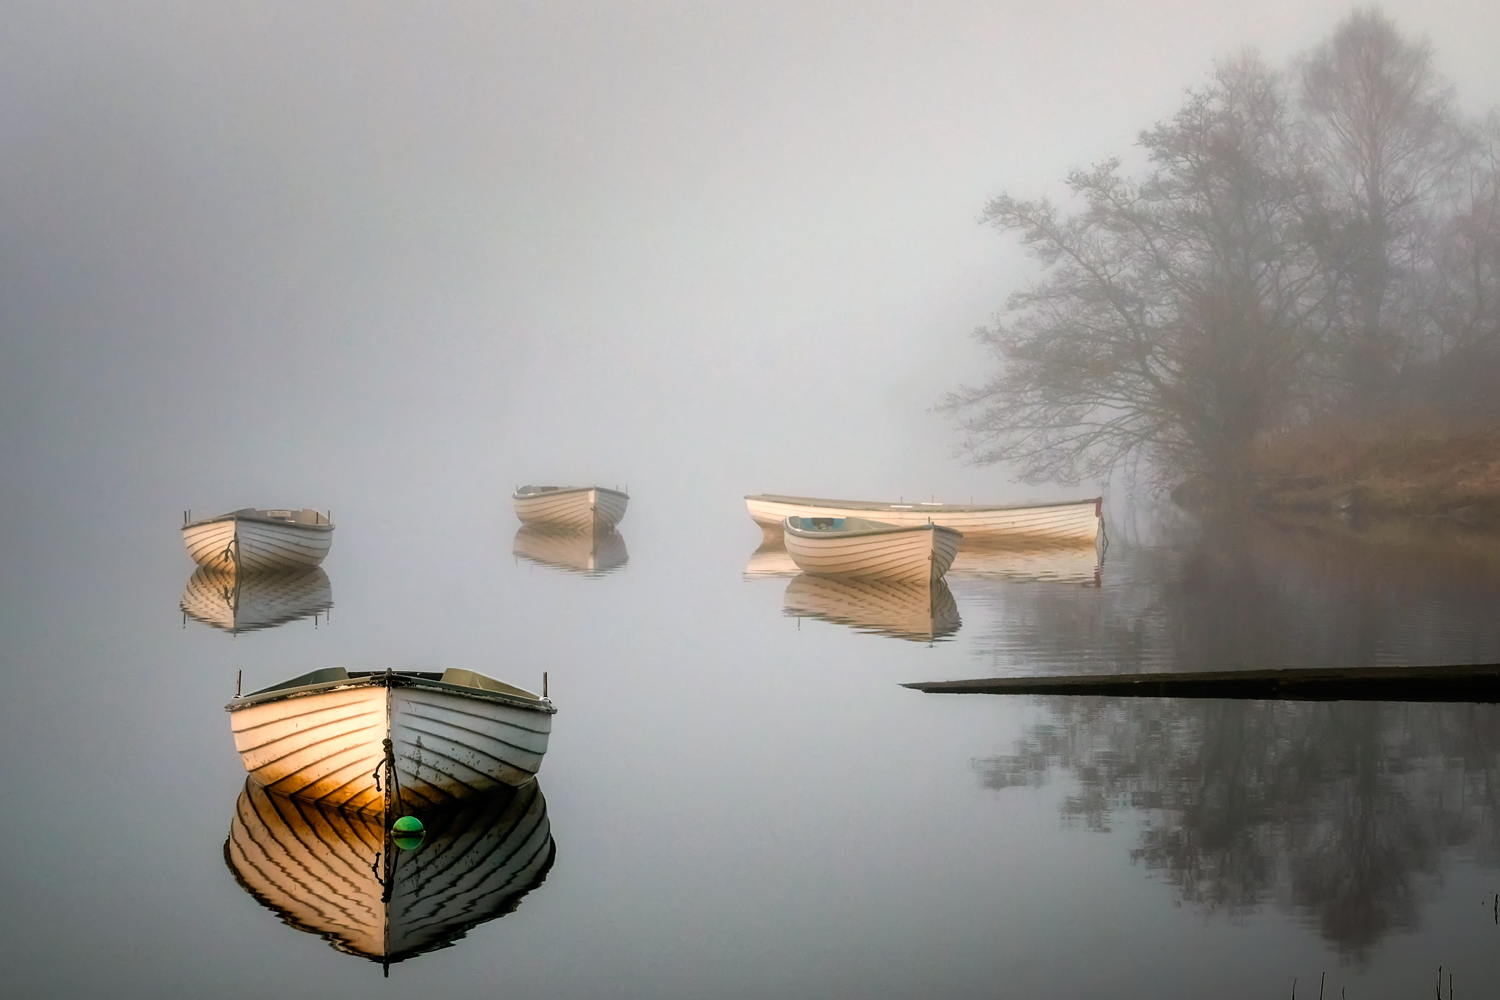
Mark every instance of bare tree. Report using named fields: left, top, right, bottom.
left=1298, top=7, right=1460, bottom=412
left=1421, top=111, right=1500, bottom=417
left=944, top=57, right=1329, bottom=500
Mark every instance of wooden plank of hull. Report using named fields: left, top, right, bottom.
left=512, top=525, right=629, bottom=576
left=183, top=519, right=237, bottom=570
left=743, top=543, right=801, bottom=580
left=234, top=517, right=334, bottom=571
left=182, top=514, right=333, bottom=571
left=231, top=686, right=389, bottom=812
left=747, top=494, right=1101, bottom=542
left=225, top=779, right=554, bottom=965
left=784, top=522, right=962, bottom=582
left=948, top=542, right=1102, bottom=585
left=229, top=678, right=553, bottom=813
left=180, top=567, right=333, bottom=633
left=784, top=573, right=961, bottom=642
left=513, top=486, right=629, bottom=531
left=390, top=686, right=552, bottom=808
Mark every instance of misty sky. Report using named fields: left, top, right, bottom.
left=3, top=1, right=1499, bottom=533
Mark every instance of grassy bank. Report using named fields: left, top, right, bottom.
left=1250, top=423, right=1500, bottom=523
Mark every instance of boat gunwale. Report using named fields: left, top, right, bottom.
left=227, top=672, right=557, bottom=715
left=748, top=493, right=1101, bottom=514
left=512, top=485, right=629, bottom=501
left=185, top=510, right=335, bottom=532
left=782, top=516, right=964, bottom=541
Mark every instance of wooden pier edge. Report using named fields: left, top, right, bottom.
left=901, top=663, right=1500, bottom=703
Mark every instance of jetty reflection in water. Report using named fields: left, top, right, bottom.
left=783, top=573, right=961, bottom=643
left=978, top=697, right=1500, bottom=962
left=225, top=779, right=554, bottom=969
left=512, top=526, right=628, bottom=577
left=180, top=567, right=333, bottom=634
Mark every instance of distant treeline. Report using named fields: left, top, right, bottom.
left=945, top=8, right=1500, bottom=504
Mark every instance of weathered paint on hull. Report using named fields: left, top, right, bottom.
left=183, top=515, right=333, bottom=571
left=229, top=682, right=552, bottom=813
left=783, top=522, right=962, bottom=582
left=512, top=487, right=628, bottom=531
left=783, top=573, right=961, bottom=642
left=747, top=495, right=1101, bottom=543
left=224, top=778, right=554, bottom=965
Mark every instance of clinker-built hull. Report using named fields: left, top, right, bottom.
left=183, top=508, right=334, bottom=572
left=513, top=486, right=628, bottom=531
left=783, top=516, right=962, bottom=583
left=747, top=494, right=1101, bottom=543
left=227, top=669, right=554, bottom=814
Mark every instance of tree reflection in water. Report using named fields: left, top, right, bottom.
left=979, top=696, right=1500, bottom=960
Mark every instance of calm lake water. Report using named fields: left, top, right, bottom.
left=4, top=494, right=1500, bottom=999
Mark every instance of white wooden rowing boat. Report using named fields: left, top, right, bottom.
left=746, top=493, right=1101, bottom=543
left=783, top=515, right=962, bottom=582
left=948, top=542, right=1103, bottom=585
left=513, top=485, right=629, bottom=531
left=783, top=573, right=961, bottom=642
left=182, top=508, right=334, bottom=572
left=513, top=526, right=628, bottom=576
left=180, top=566, right=333, bottom=633
left=742, top=543, right=801, bottom=580
left=225, top=778, right=553, bottom=968
left=227, top=667, right=554, bottom=813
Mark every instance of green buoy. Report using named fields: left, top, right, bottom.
left=391, top=815, right=425, bottom=851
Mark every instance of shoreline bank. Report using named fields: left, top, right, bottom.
left=1248, top=425, right=1500, bottom=524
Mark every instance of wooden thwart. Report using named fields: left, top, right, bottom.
left=902, top=663, right=1500, bottom=702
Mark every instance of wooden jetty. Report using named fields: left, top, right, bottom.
left=902, top=664, right=1500, bottom=702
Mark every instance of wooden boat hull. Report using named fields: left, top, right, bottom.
left=180, top=567, right=333, bottom=633
left=948, top=541, right=1102, bottom=585
left=513, top=486, right=629, bottom=531
left=512, top=526, right=628, bottom=576
left=228, top=670, right=554, bottom=813
left=783, top=519, right=962, bottom=582
left=225, top=778, right=554, bottom=966
left=747, top=494, right=1101, bottom=543
left=183, top=509, right=334, bottom=572
left=784, top=573, right=960, bottom=642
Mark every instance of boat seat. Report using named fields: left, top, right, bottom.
left=794, top=516, right=845, bottom=530
left=440, top=668, right=540, bottom=700
left=250, top=667, right=350, bottom=696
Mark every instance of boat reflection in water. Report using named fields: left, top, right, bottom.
left=180, top=567, right=333, bottom=634
left=743, top=543, right=800, bottom=580
left=947, top=541, right=1103, bottom=586
left=783, top=573, right=961, bottom=643
left=513, top=526, right=628, bottom=577
left=225, top=778, right=554, bottom=971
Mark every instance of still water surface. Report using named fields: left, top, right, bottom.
left=3, top=497, right=1500, bottom=998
